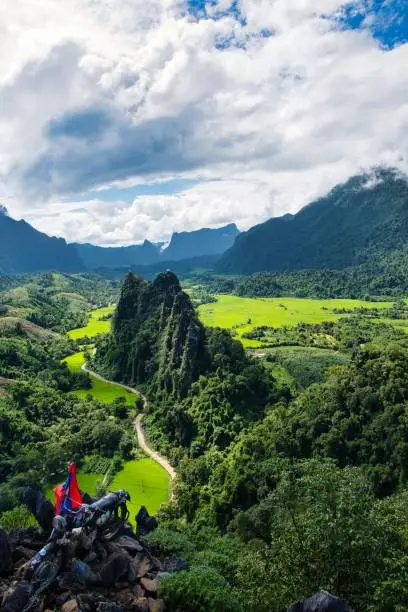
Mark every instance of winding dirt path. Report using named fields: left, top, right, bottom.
left=81, top=362, right=176, bottom=481
left=135, top=414, right=176, bottom=481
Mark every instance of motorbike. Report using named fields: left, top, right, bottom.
left=19, top=489, right=131, bottom=612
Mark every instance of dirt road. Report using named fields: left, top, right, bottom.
left=81, top=362, right=176, bottom=481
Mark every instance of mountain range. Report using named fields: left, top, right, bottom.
left=2, top=168, right=408, bottom=276
left=0, top=208, right=82, bottom=274
left=0, top=204, right=239, bottom=273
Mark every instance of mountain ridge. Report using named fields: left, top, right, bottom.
left=161, top=223, right=240, bottom=261
left=217, top=169, right=408, bottom=274
left=0, top=213, right=240, bottom=273
left=0, top=213, right=83, bottom=274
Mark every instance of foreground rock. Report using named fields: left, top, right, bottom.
left=288, top=591, right=354, bottom=612
left=0, top=523, right=175, bottom=612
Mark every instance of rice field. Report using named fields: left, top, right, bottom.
left=111, top=459, right=170, bottom=521
left=67, top=306, right=115, bottom=340
left=198, top=295, right=395, bottom=347
left=63, top=351, right=136, bottom=406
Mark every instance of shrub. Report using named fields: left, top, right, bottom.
left=0, top=505, right=37, bottom=531
left=147, top=525, right=195, bottom=557
left=158, top=566, right=242, bottom=612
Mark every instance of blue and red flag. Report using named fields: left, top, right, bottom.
left=54, top=462, right=83, bottom=515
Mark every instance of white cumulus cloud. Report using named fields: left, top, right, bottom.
left=1, top=0, right=407, bottom=245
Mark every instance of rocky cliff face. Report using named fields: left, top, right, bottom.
left=94, top=272, right=207, bottom=397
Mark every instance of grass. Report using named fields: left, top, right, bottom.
left=63, top=351, right=136, bottom=406
left=198, top=295, right=395, bottom=348
left=111, top=459, right=169, bottom=520
left=67, top=306, right=115, bottom=340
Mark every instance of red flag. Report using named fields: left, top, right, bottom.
left=54, top=462, right=82, bottom=515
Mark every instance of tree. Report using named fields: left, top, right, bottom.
left=236, top=459, right=404, bottom=612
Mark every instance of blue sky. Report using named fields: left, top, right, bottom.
left=1, top=0, right=408, bottom=245
left=186, top=0, right=247, bottom=24
left=337, top=0, right=408, bottom=49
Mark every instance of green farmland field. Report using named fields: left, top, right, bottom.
left=45, top=461, right=169, bottom=523
left=63, top=351, right=136, bottom=406
left=111, top=459, right=169, bottom=521
left=198, top=295, right=394, bottom=347
left=67, top=306, right=115, bottom=340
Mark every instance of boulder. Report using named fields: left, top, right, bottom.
left=140, top=577, right=158, bottom=595
left=132, top=554, right=153, bottom=579
left=96, top=603, right=124, bottom=612
left=288, top=591, right=354, bottom=612
left=0, top=582, right=32, bottom=612
left=12, top=546, right=37, bottom=562
left=99, top=552, right=131, bottom=587
left=116, top=536, right=143, bottom=556
left=136, top=507, right=158, bottom=538
left=62, top=600, right=80, bottom=612
left=8, top=527, right=43, bottom=550
left=21, top=486, right=55, bottom=532
left=0, top=530, right=13, bottom=576
left=148, top=599, right=166, bottom=612
left=133, top=598, right=149, bottom=612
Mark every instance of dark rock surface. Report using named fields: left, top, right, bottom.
left=0, top=525, right=173, bottom=611
left=288, top=591, right=354, bottom=612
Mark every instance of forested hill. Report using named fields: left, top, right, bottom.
left=218, top=168, right=408, bottom=274
left=0, top=209, right=83, bottom=274
left=88, top=271, right=408, bottom=611
left=93, top=272, right=209, bottom=395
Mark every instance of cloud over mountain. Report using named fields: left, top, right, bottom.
left=1, top=0, right=408, bottom=245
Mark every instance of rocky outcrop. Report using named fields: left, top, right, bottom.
left=0, top=530, right=12, bottom=577
left=93, top=272, right=208, bottom=398
left=0, top=525, right=182, bottom=611
left=288, top=591, right=354, bottom=611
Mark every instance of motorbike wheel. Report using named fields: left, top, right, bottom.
left=100, top=502, right=129, bottom=541
left=100, top=517, right=127, bottom=541
left=22, top=557, right=63, bottom=612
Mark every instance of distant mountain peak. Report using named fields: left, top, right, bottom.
left=0, top=204, right=8, bottom=216
left=161, top=223, right=240, bottom=262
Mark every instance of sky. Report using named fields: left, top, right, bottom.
left=0, top=0, right=407, bottom=246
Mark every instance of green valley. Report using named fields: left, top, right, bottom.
left=2, top=7, right=408, bottom=608
left=3, top=204, right=408, bottom=610
left=198, top=294, right=396, bottom=347
left=61, top=306, right=170, bottom=514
